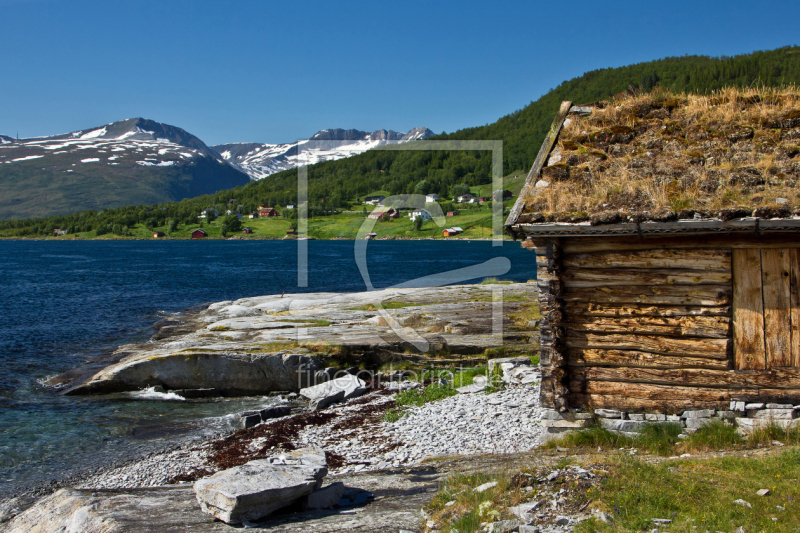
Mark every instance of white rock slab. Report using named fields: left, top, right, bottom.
left=300, top=375, right=367, bottom=410
left=194, top=448, right=327, bottom=524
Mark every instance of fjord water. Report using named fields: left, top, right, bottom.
left=0, top=240, right=536, bottom=497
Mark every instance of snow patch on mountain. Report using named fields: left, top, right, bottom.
left=0, top=118, right=237, bottom=171
left=214, top=127, right=434, bottom=180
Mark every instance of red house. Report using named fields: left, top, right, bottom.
left=258, top=207, right=278, bottom=217
left=191, top=229, right=207, bottom=239
left=152, top=232, right=165, bottom=238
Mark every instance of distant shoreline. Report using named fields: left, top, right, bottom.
left=0, top=236, right=513, bottom=242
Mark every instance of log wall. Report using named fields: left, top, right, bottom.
left=528, top=235, right=800, bottom=414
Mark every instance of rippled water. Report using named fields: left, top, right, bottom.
left=0, top=239, right=536, bottom=497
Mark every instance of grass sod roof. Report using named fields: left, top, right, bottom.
left=507, top=86, right=800, bottom=236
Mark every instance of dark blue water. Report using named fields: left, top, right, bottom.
left=0, top=240, right=536, bottom=496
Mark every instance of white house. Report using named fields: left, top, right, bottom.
left=198, top=208, right=220, bottom=219
left=286, top=204, right=295, bottom=209
left=425, top=193, right=440, bottom=203
left=410, top=209, right=432, bottom=222
left=456, top=194, right=476, bottom=203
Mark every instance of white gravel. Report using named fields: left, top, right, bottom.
left=78, top=380, right=545, bottom=489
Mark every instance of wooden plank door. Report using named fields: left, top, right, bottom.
left=733, top=247, right=800, bottom=370
left=762, top=249, right=793, bottom=367
left=732, top=249, right=766, bottom=370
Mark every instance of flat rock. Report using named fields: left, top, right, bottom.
left=194, top=448, right=328, bottom=524
left=4, top=465, right=441, bottom=533
left=63, top=352, right=324, bottom=396
left=474, top=481, right=498, bottom=493
left=594, top=409, right=623, bottom=419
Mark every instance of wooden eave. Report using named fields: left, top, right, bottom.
left=511, top=217, right=800, bottom=238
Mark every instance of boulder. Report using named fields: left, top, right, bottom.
left=194, top=448, right=327, bottom=524
left=300, top=375, right=367, bottom=410
left=304, top=482, right=345, bottom=510
left=236, top=411, right=263, bottom=429
left=260, top=405, right=291, bottom=420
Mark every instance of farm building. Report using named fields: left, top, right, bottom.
left=446, top=211, right=459, bottom=217
left=258, top=207, right=278, bottom=217
left=368, top=207, right=398, bottom=220
left=442, top=227, right=463, bottom=237
left=249, top=212, right=259, bottom=219
left=191, top=229, right=208, bottom=239
left=242, top=227, right=253, bottom=234
left=505, top=89, right=800, bottom=414
left=152, top=232, right=165, bottom=238
left=364, top=195, right=385, bottom=205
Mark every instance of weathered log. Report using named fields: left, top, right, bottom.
left=570, top=388, right=800, bottom=410
left=557, top=235, right=800, bottom=254
left=566, top=303, right=731, bottom=318
left=761, top=249, right=793, bottom=367
left=568, top=380, right=732, bottom=402
left=572, top=366, right=800, bottom=390
left=566, top=331, right=730, bottom=358
left=732, top=249, right=766, bottom=370
left=562, top=249, right=731, bottom=271
left=563, top=285, right=731, bottom=306
left=567, top=348, right=730, bottom=370
left=537, top=280, right=563, bottom=296
left=546, top=241, right=563, bottom=274
left=561, top=268, right=731, bottom=288
left=567, top=393, right=729, bottom=414
left=570, top=315, right=730, bottom=338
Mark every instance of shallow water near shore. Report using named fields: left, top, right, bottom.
left=0, top=239, right=536, bottom=498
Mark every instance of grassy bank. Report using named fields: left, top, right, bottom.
left=7, top=202, right=514, bottom=240
left=424, top=445, right=800, bottom=533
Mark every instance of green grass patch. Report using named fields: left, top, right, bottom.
left=479, top=277, right=514, bottom=285
left=383, top=409, right=401, bottom=423
left=425, top=470, right=534, bottom=533
left=578, top=450, right=800, bottom=533
left=347, top=301, right=426, bottom=311
left=680, top=419, right=744, bottom=453
left=393, top=383, right=457, bottom=408
left=746, top=423, right=800, bottom=448
left=278, top=319, right=332, bottom=327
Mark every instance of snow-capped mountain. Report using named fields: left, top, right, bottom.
left=0, top=135, right=14, bottom=144
left=0, top=118, right=249, bottom=219
left=214, top=126, right=434, bottom=180
left=4, top=117, right=225, bottom=165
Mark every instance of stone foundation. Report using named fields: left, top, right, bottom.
left=541, top=401, right=800, bottom=440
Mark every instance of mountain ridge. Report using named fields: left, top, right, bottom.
left=0, top=118, right=249, bottom=220
left=214, top=126, right=434, bottom=180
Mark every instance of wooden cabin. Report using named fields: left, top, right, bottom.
left=152, top=231, right=165, bottom=238
left=242, top=227, right=253, bottom=234
left=191, top=229, right=208, bottom=239
left=258, top=207, right=278, bottom=217
left=505, top=89, right=800, bottom=413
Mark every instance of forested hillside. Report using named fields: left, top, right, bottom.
left=3, top=46, right=800, bottom=237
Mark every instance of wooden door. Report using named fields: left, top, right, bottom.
left=733, top=248, right=800, bottom=369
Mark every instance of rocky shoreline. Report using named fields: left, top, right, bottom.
left=1, top=283, right=543, bottom=531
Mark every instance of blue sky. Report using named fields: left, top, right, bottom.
left=2, top=0, right=799, bottom=145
